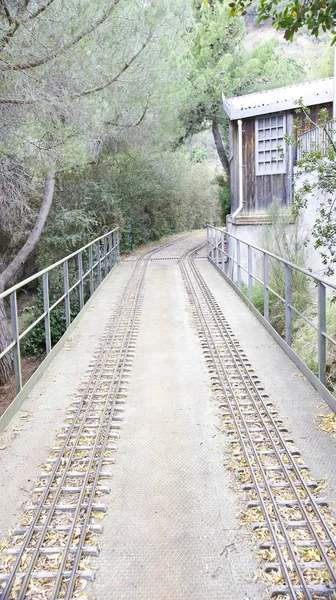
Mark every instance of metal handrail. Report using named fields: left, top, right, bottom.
left=207, top=225, right=336, bottom=290
left=297, top=120, right=334, bottom=161
left=0, top=228, right=120, bottom=397
left=0, top=228, right=119, bottom=300
left=206, top=225, right=336, bottom=403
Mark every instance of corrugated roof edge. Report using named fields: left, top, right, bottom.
left=223, top=78, right=333, bottom=120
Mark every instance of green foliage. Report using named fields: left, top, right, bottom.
left=216, top=174, right=231, bottom=224
left=40, top=143, right=219, bottom=257
left=22, top=274, right=82, bottom=355
left=290, top=106, right=336, bottom=276
left=242, top=202, right=311, bottom=338
left=293, top=298, right=336, bottom=391
left=228, top=0, right=336, bottom=43
left=190, top=148, right=207, bottom=163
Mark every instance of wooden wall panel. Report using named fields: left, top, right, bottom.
left=295, top=102, right=333, bottom=135
left=230, top=103, right=331, bottom=215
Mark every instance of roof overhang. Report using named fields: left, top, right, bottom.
left=223, top=78, right=333, bottom=121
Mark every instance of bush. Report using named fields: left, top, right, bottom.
left=293, top=298, right=336, bottom=391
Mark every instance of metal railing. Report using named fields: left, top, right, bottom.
left=207, top=225, right=336, bottom=408
left=297, top=120, right=334, bottom=161
left=0, top=228, right=120, bottom=395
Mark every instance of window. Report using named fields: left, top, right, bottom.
left=256, top=115, right=286, bottom=175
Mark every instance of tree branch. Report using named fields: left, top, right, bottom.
left=0, top=37, right=150, bottom=105
left=0, top=164, right=56, bottom=289
left=0, top=0, right=15, bottom=25
left=0, top=95, right=36, bottom=104
left=0, top=0, right=56, bottom=50
left=1, top=0, right=120, bottom=71
left=107, top=98, right=150, bottom=128
left=71, top=36, right=151, bottom=99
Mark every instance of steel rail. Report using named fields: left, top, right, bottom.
left=192, top=255, right=336, bottom=574
left=180, top=245, right=336, bottom=598
left=54, top=262, right=146, bottom=600
left=0, top=239, right=177, bottom=600
left=179, top=246, right=305, bottom=597
left=1, top=261, right=141, bottom=599
left=60, top=247, right=164, bottom=600
left=187, top=246, right=336, bottom=592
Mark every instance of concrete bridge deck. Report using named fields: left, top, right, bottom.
left=0, top=231, right=336, bottom=600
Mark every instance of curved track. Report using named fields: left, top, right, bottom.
left=180, top=244, right=336, bottom=600
left=0, top=239, right=180, bottom=600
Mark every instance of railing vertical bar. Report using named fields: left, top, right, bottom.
left=43, top=273, right=51, bottom=354
left=248, top=245, right=253, bottom=301
left=103, top=236, right=108, bottom=277
left=109, top=233, right=113, bottom=270
left=229, top=236, right=234, bottom=280
left=264, top=253, right=269, bottom=322
left=318, top=281, right=327, bottom=386
left=237, top=239, right=241, bottom=290
left=97, top=240, right=101, bottom=285
left=285, top=264, right=292, bottom=346
left=116, top=229, right=120, bottom=261
left=10, top=291, right=22, bottom=393
left=215, top=229, right=219, bottom=266
left=221, top=232, right=225, bottom=272
left=64, top=260, right=70, bottom=329
left=78, top=251, right=84, bottom=311
left=88, top=245, right=94, bottom=296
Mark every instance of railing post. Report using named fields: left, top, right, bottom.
left=263, top=253, right=269, bottom=321
left=43, top=273, right=51, bottom=354
left=96, top=240, right=101, bottom=285
left=109, top=233, right=113, bottom=270
left=78, top=251, right=84, bottom=311
left=229, top=236, right=234, bottom=280
left=237, top=239, right=241, bottom=289
left=248, top=245, right=253, bottom=301
left=221, top=232, right=225, bottom=272
left=215, top=229, right=219, bottom=266
left=63, top=260, right=70, bottom=329
left=89, top=244, right=94, bottom=296
left=318, top=281, right=327, bottom=386
left=116, top=229, right=120, bottom=261
left=10, top=291, right=22, bottom=393
left=285, top=264, right=292, bottom=346
left=103, top=236, right=108, bottom=277
left=206, top=225, right=210, bottom=256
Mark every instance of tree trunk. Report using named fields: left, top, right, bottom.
left=0, top=164, right=56, bottom=386
left=212, top=119, right=230, bottom=178
left=0, top=296, right=13, bottom=386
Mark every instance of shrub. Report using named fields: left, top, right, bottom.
left=293, top=298, right=336, bottom=392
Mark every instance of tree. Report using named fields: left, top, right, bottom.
left=0, top=0, right=165, bottom=385
left=176, top=0, right=303, bottom=211
left=290, top=106, right=336, bottom=276
left=226, top=0, right=336, bottom=42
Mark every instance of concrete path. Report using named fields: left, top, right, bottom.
left=1, top=230, right=336, bottom=600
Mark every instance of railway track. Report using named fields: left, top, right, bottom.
left=0, top=240, right=177, bottom=600
left=180, top=244, right=336, bottom=600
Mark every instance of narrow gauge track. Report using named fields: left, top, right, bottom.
left=180, top=245, right=336, bottom=600
left=0, top=240, right=177, bottom=600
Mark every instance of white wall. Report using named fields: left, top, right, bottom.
left=226, top=179, right=336, bottom=288
left=294, top=168, right=336, bottom=286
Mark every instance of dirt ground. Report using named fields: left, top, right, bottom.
left=0, top=355, right=43, bottom=416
